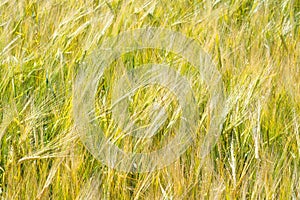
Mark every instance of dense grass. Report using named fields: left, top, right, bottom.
left=0, top=0, right=299, bottom=199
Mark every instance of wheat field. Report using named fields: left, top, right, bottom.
left=0, top=0, right=300, bottom=199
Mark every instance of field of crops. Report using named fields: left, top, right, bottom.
left=0, top=0, right=299, bottom=199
